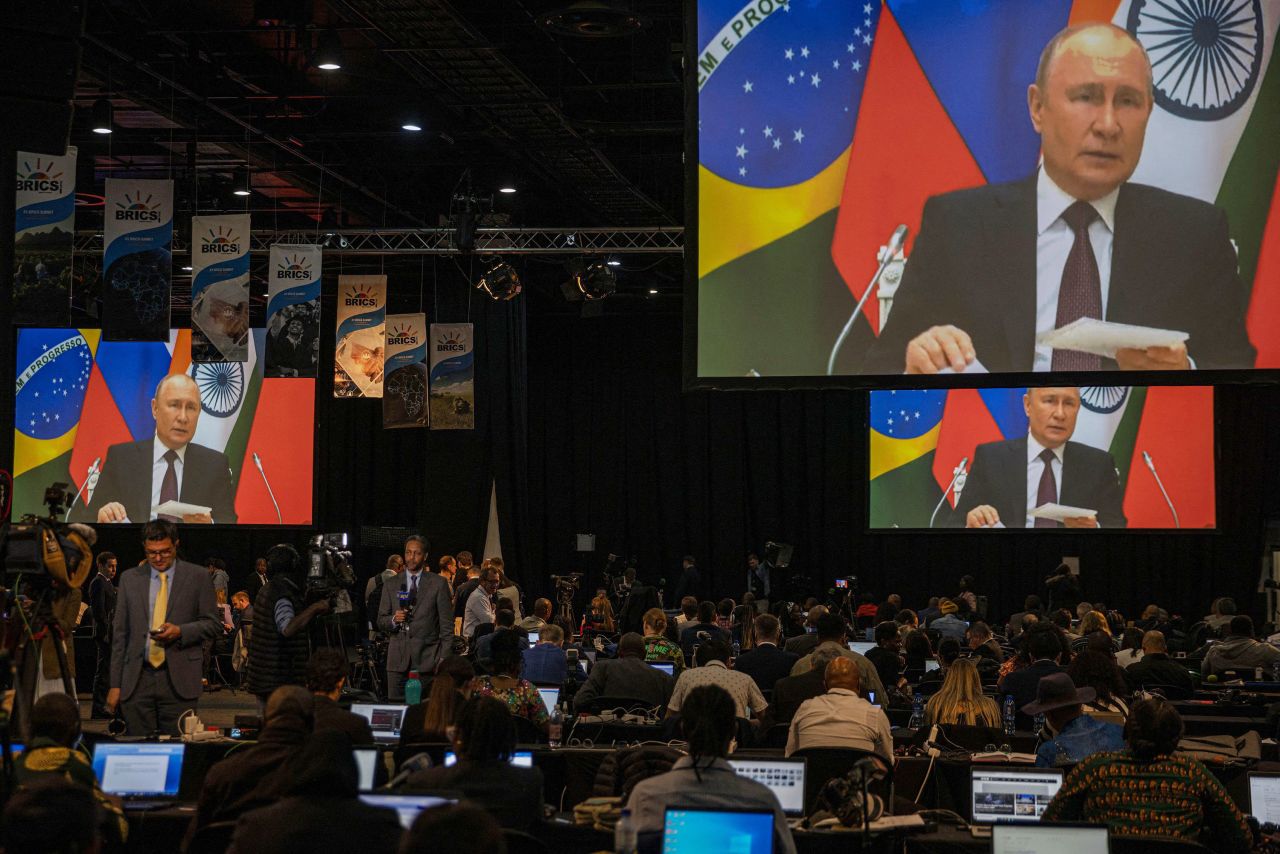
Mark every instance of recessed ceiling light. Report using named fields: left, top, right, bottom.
left=402, top=123, right=422, bottom=132
left=182, top=265, right=193, bottom=271
left=648, top=288, right=658, bottom=294
left=498, top=186, right=517, bottom=194
left=606, top=259, right=621, bottom=267
left=91, top=98, right=113, bottom=134
left=232, top=188, right=251, bottom=197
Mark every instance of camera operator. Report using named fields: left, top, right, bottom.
left=246, top=544, right=331, bottom=714
left=377, top=535, right=453, bottom=701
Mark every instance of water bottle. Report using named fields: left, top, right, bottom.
left=908, top=693, right=925, bottom=730
left=615, top=808, right=636, bottom=854
left=1003, top=695, right=1016, bottom=736
left=548, top=704, right=563, bottom=749
left=404, top=671, right=422, bottom=706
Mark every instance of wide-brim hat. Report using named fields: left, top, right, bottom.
left=1021, top=672, right=1096, bottom=715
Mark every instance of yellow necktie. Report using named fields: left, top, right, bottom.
left=149, top=571, right=169, bottom=667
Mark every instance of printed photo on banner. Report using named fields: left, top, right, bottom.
left=429, top=323, right=474, bottom=430
left=190, top=214, right=250, bottom=362
left=14, top=148, right=77, bottom=327
left=383, top=313, right=429, bottom=429
left=333, top=274, right=387, bottom=397
left=265, top=244, right=322, bottom=378
left=102, top=178, right=173, bottom=342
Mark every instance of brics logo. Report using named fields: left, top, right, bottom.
left=344, top=284, right=379, bottom=307
left=275, top=253, right=313, bottom=280
left=436, top=333, right=465, bottom=352
left=113, top=191, right=162, bottom=222
left=16, top=158, right=64, bottom=194
left=199, top=225, right=242, bottom=255
left=387, top=322, right=420, bottom=346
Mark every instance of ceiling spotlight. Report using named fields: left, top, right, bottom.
left=539, top=1, right=648, bottom=38
left=606, top=258, right=621, bottom=267
left=575, top=260, right=617, bottom=300
left=402, top=122, right=423, bottom=132
left=648, top=288, right=658, bottom=294
left=498, top=185, right=517, bottom=194
left=232, top=167, right=252, bottom=197
left=232, top=187, right=251, bottom=197
left=315, top=29, right=344, bottom=71
left=476, top=261, right=522, bottom=301
left=91, top=98, right=113, bottom=134
left=182, top=265, right=194, bottom=272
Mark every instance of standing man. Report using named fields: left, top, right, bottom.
left=106, top=520, right=220, bottom=736
left=746, top=552, right=773, bottom=604
left=205, top=558, right=230, bottom=604
left=246, top=557, right=269, bottom=604
left=88, top=552, right=118, bottom=718
left=377, top=535, right=453, bottom=701
left=672, top=556, right=700, bottom=605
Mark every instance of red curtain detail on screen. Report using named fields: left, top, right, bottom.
left=1123, top=386, right=1215, bottom=529
left=931, top=389, right=1004, bottom=508
left=233, top=378, right=315, bottom=524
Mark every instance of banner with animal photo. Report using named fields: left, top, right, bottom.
left=102, top=178, right=173, bottom=341
left=265, top=244, right=322, bottom=378
left=429, top=322, right=474, bottom=430
left=191, top=214, right=250, bottom=363
left=383, top=313, right=429, bottom=429
left=333, top=274, right=386, bottom=398
left=14, top=147, right=76, bottom=326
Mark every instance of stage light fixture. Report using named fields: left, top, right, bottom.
left=402, top=122, right=423, bottom=132
left=648, top=288, right=658, bottom=294
left=498, top=185, right=517, bottom=194
left=575, top=260, right=616, bottom=300
left=232, top=167, right=252, bottom=197
left=315, top=29, right=344, bottom=70
left=476, top=261, right=522, bottom=301
left=91, top=98, right=113, bottom=134
left=606, top=257, right=621, bottom=267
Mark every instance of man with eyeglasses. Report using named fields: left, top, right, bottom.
left=106, top=520, right=220, bottom=735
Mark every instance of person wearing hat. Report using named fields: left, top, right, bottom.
left=930, top=599, right=969, bottom=643
left=1025, top=672, right=1124, bottom=768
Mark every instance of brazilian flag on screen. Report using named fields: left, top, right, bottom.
left=868, top=390, right=946, bottom=528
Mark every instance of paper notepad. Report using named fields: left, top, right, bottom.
left=153, top=500, right=213, bottom=519
left=1036, top=318, right=1188, bottom=359
left=1031, top=502, right=1097, bottom=522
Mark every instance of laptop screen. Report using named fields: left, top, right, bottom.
left=924, top=658, right=941, bottom=673
left=354, top=748, right=379, bottom=792
left=538, top=687, right=560, bottom=716
left=92, top=743, right=185, bottom=797
left=1250, top=773, right=1280, bottom=824
left=359, top=794, right=454, bottom=830
left=528, top=630, right=541, bottom=645
left=728, top=759, right=806, bottom=816
left=444, top=750, right=533, bottom=768
left=847, top=641, right=875, bottom=656
left=663, top=808, right=774, bottom=854
left=351, top=703, right=408, bottom=743
left=970, top=768, right=1064, bottom=823
left=648, top=661, right=675, bottom=677
left=992, top=824, right=1108, bottom=854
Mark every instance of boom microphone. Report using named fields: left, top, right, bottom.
left=929, top=457, right=968, bottom=528
left=826, top=224, right=910, bottom=376
left=1142, top=451, right=1180, bottom=529
left=64, top=457, right=101, bottom=521
left=252, top=452, right=283, bottom=524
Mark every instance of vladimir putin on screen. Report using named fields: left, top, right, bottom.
left=83, top=373, right=237, bottom=524
left=954, top=387, right=1125, bottom=529
left=863, top=23, right=1255, bottom=375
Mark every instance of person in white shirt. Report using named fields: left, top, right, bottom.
left=462, top=566, right=501, bottom=640
left=785, top=656, right=892, bottom=768
left=666, top=639, right=767, bottom=722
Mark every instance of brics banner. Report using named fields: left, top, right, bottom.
left=191, top=214, right=250, bottom=363
left=334, top=274, right=386, bottom=398
left=265, top=244, right=322, bottom=378
left=429, top=323, right=474, bottom=430
left=383, top=313, right=429, bottom=429
left=14, top=147, right=76, bottom=327
left=102, top=178, right=173, bottom=342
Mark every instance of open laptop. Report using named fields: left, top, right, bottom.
left=662, top=807, right=774, bottom=854
left=538, top=687, right=561, bottom=716
left=729, top=758, right=806, bottom=816
left=354, top=747, right=380, bottom=792
left=648, top=661, right=675, bottom=677
left=92, top=743, right=185, bottom=809
left=351, top=703, right=409, bottom=744
left=1249, top=772, right=1280, bottom=824
left=970, top=767, right=1064, bottom=824
left=992, top=823, right=1108, bottom=854
left=924, top=658, right=941, bottom=673
left=359, top=794, right=455, bottom=830
left=847, top=641, right=875, bottom=656
left=444, top=750, right=533, bottom=768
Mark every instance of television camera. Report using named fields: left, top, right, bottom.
left=551, top=573, right=582, bottom=626
left=305, top=533, right=356, bottom=602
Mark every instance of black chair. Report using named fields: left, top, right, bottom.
left=1110, top=836, right=1214, bottom=853
left=760, top=723, right=790, bottom=749
left=513, top=714, right=546, bottom=744
left=791, top=747, right=893, bottom=814
left=501, top=829, right=551, bottom=854
left=184, top=820, right=237, bottom=854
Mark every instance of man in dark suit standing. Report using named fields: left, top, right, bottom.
left=107, top=520, right=220, bottom=735
left=84, top=373, right=237, bottom=524
left=733, top=615, right=799, bottom=695
left=88, top=551, right=118, bottom=718
left=377, top=535, right=453, bottom=700
left=863, top=23, right=1254, bottom=376
left=955, top=387, right=1125, bottom=529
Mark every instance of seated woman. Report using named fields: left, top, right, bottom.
left=1067, top=649, right=1131, bottom=724
left=1070, top=611, right=1120, bottom=654
left=402, top=696, right=545, bottom=831
left=582, top=591, right=616, bottom=636
left=469, top=630, right=549, bottom=734
left=922, top=658, right=1000, bottom=728
left=917, top=637, right=962, bottom=691
left=401, top=656, right=475, bottom=745
left=1042, top=697, right=1250, bottom=851
left=901, top=629, right=935, bottom=684
left=642, top=608, right=686, bottom=673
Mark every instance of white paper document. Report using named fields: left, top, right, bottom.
left=153, top=500, right=213, bottom=519
left=1031, top=502, right=1097, bottom=522
left=1036, top=318, right=1188, bottom=358
left=936, top=357, right=989, bottom=375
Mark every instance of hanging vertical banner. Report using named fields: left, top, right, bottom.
left=333, top=274, right=386, bottom=398
left=383, top=313, right=429, bottom=429
left=190, top=214, right=250, bottom=363
left=265, top=244, right=322, bottom=378
left=429, top=322, right=474, bottom=430
left=102, top=178, right=173, bottom=341
left=14, top=147, right=77, bottom=326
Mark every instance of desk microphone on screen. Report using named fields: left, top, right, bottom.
left=252, top=452, right=284, bottom=524
left=1142, top=451, right=1180, bottom=529
left=64, top=457, right=101, bottom=521
left=827, top=224, right=909, bottom=376
left=928, top=456, right=968, bottom=529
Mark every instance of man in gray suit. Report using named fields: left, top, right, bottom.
left=106, top=520, right=220, bottom=735
left=377, top=534, right=453, bottom=700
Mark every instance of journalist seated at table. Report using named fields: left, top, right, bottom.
left=307, top=648, right=375, bottom=745
left=474, top=608, right=529, bottom=668
left=401, top=655, right=475, bottom=745
left=401, top=803, right=508, bottom=854
left=625, top=684, right=797, bottom=854
left=1024, top=673, right=1124, bottom=768
left=1042, top=697, right=1251, bottom=851
left=1200, top=615, right=1280, bottom=677
left=922, top=658, right=1001, bottom=728
left=678, top=601, right=731, bottom=659
left=402, top=695, right=545, bottom=831
left=667, top=638, right=768, bottom=724
left=784, top=657, right=892, bottom=768
left=523, top=623, right=580, bottom=686
left=642, top=608, right=687, bottom=673
left=733, top=614, right=798, bottom=694
left=771, top=643, right=845, bottom=726
left=1124, top=631, right=1194, bottom=693
left=471, top=630, right=549, bottom=734
left=789, top=612, right=886, bottom=700
left=1, top=780, right=104, bottom=854
left=574, top=632, right=674, bottom=710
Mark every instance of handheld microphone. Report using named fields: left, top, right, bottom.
left=1142, top=451, right=1179, bottom=528
left=384, top=752, right=432, bottom=788
left=827, top=224, right=910, bottom=376
left=252, top=452, right=283, bottom=524
left=64, top=457, right=101, bottom=521
left=929, top=457, right=968, bottom=528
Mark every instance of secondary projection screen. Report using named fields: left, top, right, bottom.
left=691, top=1, right=1279, bottom=383
left=13, top=328, right=314, bottom=524
left=868, top=385, right=1214, bottom=529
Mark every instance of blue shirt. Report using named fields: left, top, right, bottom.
left=1035, top=713, right=1126, bottom=768
left=522, top=643, right=569, bottom=686
left=931, top=614, right=969, bottom=642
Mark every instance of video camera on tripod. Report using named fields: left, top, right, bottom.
left=551, top=573, right=582, bottom=627
left=305, top=533, right=356, bottom=603
left=0, top=483, right=94, bottom=593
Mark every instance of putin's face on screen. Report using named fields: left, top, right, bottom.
left=1024, top=387, right=1081, bottom=450
left=1028, top=25, right=1153, bottom=201
left=152, top=374, right=202, bottom=452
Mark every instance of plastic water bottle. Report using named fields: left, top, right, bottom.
left=1003, top=695, right=1016, bottom=736
left=548, top=705, right=563, bottom=749
left=908, top=693, right=925, bottom=730
left=615, top=808, right=636, bottom=854
left=404, top=671, right=422, bottom=706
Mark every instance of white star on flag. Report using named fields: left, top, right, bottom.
left=853, top=60, right=862, bottom=72
left=772, top=138, right=782, bottom=150
left=847, top=42, right=855, bottom=53
left=743, top=80, right=753, bottom=93
left=863, top=34, right=872, bottom=45
left=800, top=46, right=809, bottom=58
left=810, top=73, right=821, bottom=87
left=763, top=126, right=773, bottom=137
left=736, top=144, right=748, bottom=158
left=855, top=27, right=861, bottom=36
left=793, top=128, right=805, bottom=143
left=784, top=48, right=794, bottom=60
left=832, top=60, right=840, bottom=69
left=738, top=166, right=747, bottom=177
left=787, top=74, right=795, bottom=84
left=864, top=3, right=871, bottom=12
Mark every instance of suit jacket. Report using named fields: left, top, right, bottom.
left=573, top=656, right=674, bottom=710
left=1125, top=653, right=1194, bottom=692
left=769, top=669, right=827, bottom=726
left=953, top=437, right=1126, bottom=529
left=783, top=633, right=820, bottom=657
left=733, top=644, right=799, bottom=695
left=863, top=177, right=1256, bottom=374
left=110, top=559, right=220, bottom=700
left=81, top=438, right=238, bottom=523
left=998, top=660, right=1064, bottom=723
left=377, top=570, right=453, bottom=674
left=88, top=574, right=117, bottom=641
